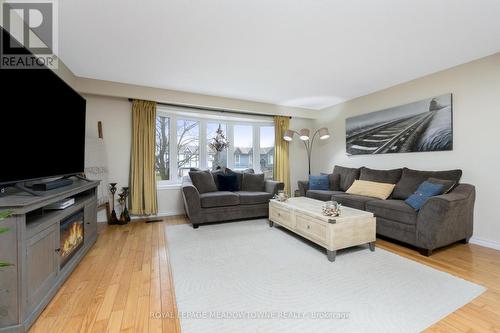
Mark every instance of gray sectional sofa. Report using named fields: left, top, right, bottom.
left=181, top=169, right=284, bottom=228
left=298, top=166, right=475, bottom=256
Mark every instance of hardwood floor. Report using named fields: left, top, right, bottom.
left=29, top=217, right=500, bottom=333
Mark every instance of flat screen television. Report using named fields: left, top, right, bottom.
left=0, top=28, right=86, bottom=186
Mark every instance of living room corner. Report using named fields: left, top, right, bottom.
left=1, top=3, right=500, bottom=332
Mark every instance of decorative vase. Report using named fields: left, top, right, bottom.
left=121, top=187, right=131, bottom=222
left=118, top=192, right=128, bottom=225
left=109, top=183, right=119, bottom=225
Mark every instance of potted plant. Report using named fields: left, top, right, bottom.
left=0, top=210, right=13, bottom=268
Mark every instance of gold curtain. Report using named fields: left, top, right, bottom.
left=130, top=100, right=158, bottom=215
left=273, top=116, right=291, bottom=195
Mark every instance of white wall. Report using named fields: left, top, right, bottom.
left=84, top=94, right=314, bottom=218
left=85, top=95, right=131, bottom=188
left=313, top=53, right=500, bottom=248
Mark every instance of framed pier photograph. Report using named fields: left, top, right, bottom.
left=346, top=94, right=453, bottom=155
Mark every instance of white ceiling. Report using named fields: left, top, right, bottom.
left=59, top=0, right=500, bottom=110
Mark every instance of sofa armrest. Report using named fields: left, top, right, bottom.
left=416, top=184, right=475, bottom=250
left=298, top=180, right=309, bottom=197
left=181, top=182, right=202, bottom=224
left=265, top=180, right=284, bottom=195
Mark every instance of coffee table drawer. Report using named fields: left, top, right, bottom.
left=296, top=213, right=327, bottom=244
left=270, top=204, right=294, bottom=228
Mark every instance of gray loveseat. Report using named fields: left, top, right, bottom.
left=298, top=166, right=475, bottom=256
left=181, top=169, right=284, bottom=228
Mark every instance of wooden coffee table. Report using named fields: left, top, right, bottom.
left=269, top=197, right=376, bottom=261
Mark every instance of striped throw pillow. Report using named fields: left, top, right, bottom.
left=346, top=180, right=395, bottom=200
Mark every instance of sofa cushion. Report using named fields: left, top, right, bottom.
left=332, top=193, right=379, bottom=210
left=359, top=167, right=402, bottom=184
left=309, top=175, right=329, bottom=190
left=189, top=170, right=218, bottom=194
left=427, top=177, right=457, bottom=194
left=321, top=173, right=341, bottom=191
left=366, top=200, right=417, bottom=225
left=236, top=191, right=273, bottom=205
left=241, top=173, right=265, bottom=191
left=332, top=165, right=360, bottom=191
left=200, top=191, right=239, bottom=208
left=345, top=180, right=396, bottom=200
left=225, top=168, right=254, bottom=189
left=306, top=190, right=344, bottom=201
left=376, top=217, right=417, bottom=246
left=393, top=168, right=462, bottom=199
left=217, top=173, right=239, bottom=191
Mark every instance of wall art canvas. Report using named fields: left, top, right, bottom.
left=346, top=94, right=453, bottom=155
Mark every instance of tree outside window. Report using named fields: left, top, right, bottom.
left=155, top=116, right=170, bottom=181
left=177, top=119, right=200, bottom=177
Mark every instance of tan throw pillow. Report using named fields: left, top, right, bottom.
left=346, top=180, right=395, bottom=200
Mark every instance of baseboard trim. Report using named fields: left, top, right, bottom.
left=98, top=211, right=185, bottom=223
left=131, top=211, right=185, bottom=220
left=470, top=237, right=500, bottom=251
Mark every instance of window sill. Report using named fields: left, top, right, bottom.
left=157, top=183, right=182, bottom=190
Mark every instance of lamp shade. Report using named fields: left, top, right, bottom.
left=299, top=128, right=310, bottom=141
left=319, top=127, right=330, bottom=140
left=283, top=130, right=294, bottom=141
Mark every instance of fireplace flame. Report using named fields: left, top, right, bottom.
left=61, top=222, right=83, bottom=257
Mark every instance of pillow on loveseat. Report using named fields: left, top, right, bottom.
left=217, top=173, right=239, bottom=191
left=225, top=168, right=254, bottom=189
left=346, top=180, right=395, bottom=200
left=189, top=170, right=218, bottom=193
left=242, top=173, right=265, bottom=192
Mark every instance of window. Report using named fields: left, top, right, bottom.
left=233, top=125, right=253, bottom=170
left=207, top=123, right=228, bottom=170
left=260, top=126, right=274, bottom=179
left=155, top=107, right=275, bottom=184
left=155, top=116, right=170, bottom=181
left=177, top=119, right=199, bottom=178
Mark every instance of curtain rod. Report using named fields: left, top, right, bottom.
left=127, top=98, right=292, bottom=119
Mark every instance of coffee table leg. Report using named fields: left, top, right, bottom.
left=327, top=250, right=336, bottom=262
left=369, top=242, right=375, bottom=252
left=269, top=220, right=274, bottom=227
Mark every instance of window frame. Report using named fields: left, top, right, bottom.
left=156, top=107, right=274, bottom=186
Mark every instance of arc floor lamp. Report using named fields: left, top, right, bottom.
left=283, top=128, right=330, bottom=175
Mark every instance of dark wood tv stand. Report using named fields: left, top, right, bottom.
left=0, top=180, right=99, bottom=333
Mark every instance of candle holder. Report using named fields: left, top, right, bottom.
left=109, top=183, right=119, bottom=224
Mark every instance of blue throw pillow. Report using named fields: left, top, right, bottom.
left=217, top=173, right=239, bottom=191
left=309, top=175, right=329, bottom=191
left=405, top=181, right=444, bottom=211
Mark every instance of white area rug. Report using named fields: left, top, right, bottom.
left=165, top=219, right=485, bottom=333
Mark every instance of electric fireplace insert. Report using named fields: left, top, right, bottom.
left=59, top=210, right=84, bottom=268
